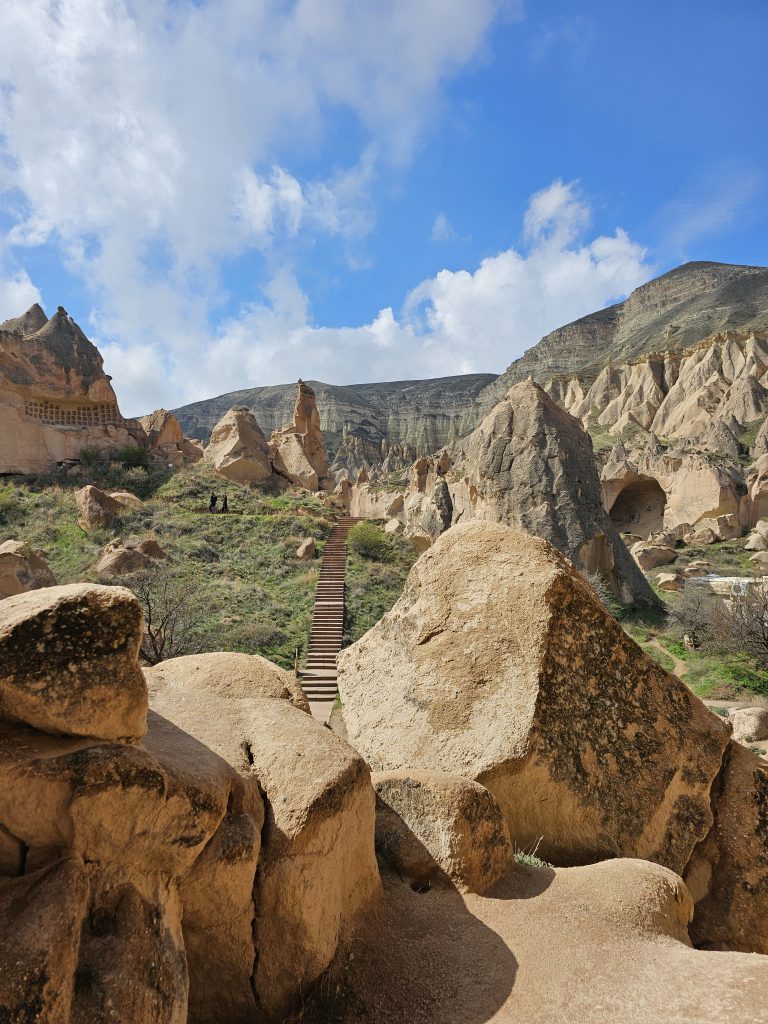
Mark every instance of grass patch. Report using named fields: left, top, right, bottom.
left=344, top=531, right=419, bottom=646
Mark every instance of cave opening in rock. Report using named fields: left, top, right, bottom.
left=609, top=477, right=667, bottom=540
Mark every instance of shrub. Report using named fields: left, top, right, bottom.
left=348, top=521, right=389, bottom=561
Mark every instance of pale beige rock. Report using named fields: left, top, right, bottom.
left=350, top=482, right=406, bottom=520
left=136, top=539, right=168, bottom=560
left=686, top=525, right=718, bottom=546
left=630, top=541, right=677, bottom=570
left=744, top=531, right=768, bottom=551
left=656, top=572, right=682, bottom=591
left=0, top=539, right=56, bottom=598
left=338, top=521, right=729, bottom=875
left=0, top=583, right=147, bottom=740
left=146, top=651, right=310, bottom=713
left=139, top=408, right=184, bottom=448
left=204, top=407, right=273, bottom=484
left=146, top=672, right=379, bottom=1021
left=373, top=770, right=513, bottom=894
left=109, top=489, right=144, bottom=510
left=75, top=483, right=122, bottom=529
left=384, top=517, right=402, bottom=534
left=729, top=707, right=768, bottom=744
left=0, top=304, right=139, bottom=475
left=95, top=541, right=154, bottom=576
left=269, top=380, right=329, bottom=490
left=695, top=514, right=741, bottom=541
left=297, top=537, right=316, bottom=560
left=342, top=854, right=768, bottom=1024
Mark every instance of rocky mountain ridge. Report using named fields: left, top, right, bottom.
left=173, top=261, right=768, bottom=477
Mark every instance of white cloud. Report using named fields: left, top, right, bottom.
left=0, top=268, right=42, bottom=322
left=431, top=213, right=456, bottom=242
left=132, top=180, right=652, bottom=413
left=657, top=168, right=763, bottom=257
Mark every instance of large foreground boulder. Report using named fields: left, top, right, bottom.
left=0, top=585, right=263, bottom=1024
left=0, top=539, right=56, bottom=598
left=0, top=583, right=147, bottom=740
left=146, top=657, right=380, bottom=1021
left=336, top=521, right=768, bottom=953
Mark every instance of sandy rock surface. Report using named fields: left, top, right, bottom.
left=75, top=483, right=123, bottom=529
left=373, top=770, right=513, bottom=894
left=0, top=539, right=56, bottom=598
left=204, top=406, right=273, bottom=484
left=0, top=583, right=147, bottom=740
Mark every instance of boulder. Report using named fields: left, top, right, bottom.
left=146, top=676, right=380, bottom=1022
left=204, top=407, right=273, bottom=484
left=403, top=480, right=453, bottom=550
left=685, top=526, right=718, bottom=546
left=656, top=572, right=682, bottom=592
left=0, top=583, right=147, bottom=740
left=95, top=541, right=154, bottom=576
left=136, top=539, right=168, bottom=560
left=384, top=517, right=403, bottom=534
left=145, top=651, right=309, bottom=714
left=0, top=539, right=56, bottom=598
left=338, top=522, right=729, bottom=875
left=729, top=706, right=768, bottom=744
left=296, top=537, right=316, bottom=560
left=139, top=408, right=184, bottom=448
left=373, top=770, right=513, bottom=894
left=744, top=531, right=768, bottom=552
left=694, top=514, right=741, bottom=541
left=630, top=542, right=677, bottom=571
left=109, top=489, right=144, bottom=510
left=75, top=484, right=122, bottom=529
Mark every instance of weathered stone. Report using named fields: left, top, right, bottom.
left=269, top=380, right=329, bottom=491
left=630, top=542, right=677, bottom=571
left=384, top=517, right=403, bottom=534
left=0, top=583, right=147, bottom=740
left=656, top=572, right=683, bottom=592
left=444, top=381, right=656, bottom=605
left=296, top=537, right=316, bottom=560
left=729, top=707, right=768, bottom=744
left=109, top=490, right=145, bottom=510
left=0, top=304, right=140, bottom=475
left=373, top=771, right=513, bottom=894
left=338, top=521, right=729, bottom=874
left=147, top=671, right=379, bottom=1021
left=0, top=539, right=56, bottom=598
left=204, top=407, right=272, bottom=484
left=95, top=541, right=154, bottom=576
left=75, top=484, right=122, bottom=529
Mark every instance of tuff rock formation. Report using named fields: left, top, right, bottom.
left=269, top=379, right=330, bottom=490
left=138, top=408, right=203, bottom=467
left=146, top=656, right=381, bottom=1021
left=337, top=520, right=768, bottom=954
left=0, top=305, right=141, bottom=474
left=398, top=381, right=656, bottom=605
left=95, top=538, right=168, bottom=576
left=0, top=540, right=56, bottom=598
left=203, top=406, right=272, bottom=484
left=75, top=484, right=123, bottom=530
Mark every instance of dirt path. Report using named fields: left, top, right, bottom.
left=646, top=637, right=688, bottom=678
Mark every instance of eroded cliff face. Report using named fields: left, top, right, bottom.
left=0, top=305, right=140, bottom=473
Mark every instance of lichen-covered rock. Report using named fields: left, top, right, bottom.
left=338, top=521, right=729, bottom=873
left=0, top=539, right=56, bottom=598
left=0, top=583, right=147, bottom=740
left=686, top=741, right=768, bottom=954
left=75, top=484, right=123, bottom=529
left=373, top=771, right=513, bottom=894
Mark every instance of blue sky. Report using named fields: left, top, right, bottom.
left=0, top=0, right=766, bottom=414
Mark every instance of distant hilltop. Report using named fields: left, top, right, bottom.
left=173, top=260, right=768, bottom=475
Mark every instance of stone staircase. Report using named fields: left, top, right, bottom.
left=299, top=516, right=363, bottom=722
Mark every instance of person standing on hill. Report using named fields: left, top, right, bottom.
left=209, top=493, right=218, bottom=513
left=221, top=495, right=229, bottom=514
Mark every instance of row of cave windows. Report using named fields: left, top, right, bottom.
left=25, top=401, right=121, bottom=427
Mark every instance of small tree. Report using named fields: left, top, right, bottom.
left=114, top=564, right=209, bottom=665
left=668, top=585, right=724, bottom=649
left=713, top=578, right=768, bottom=671
left=348, top=521, right=389, bottom=561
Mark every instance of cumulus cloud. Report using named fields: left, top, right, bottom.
left=145, top=181, right=652, bottom=410
left=0, top=267, right=42, bottom=322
